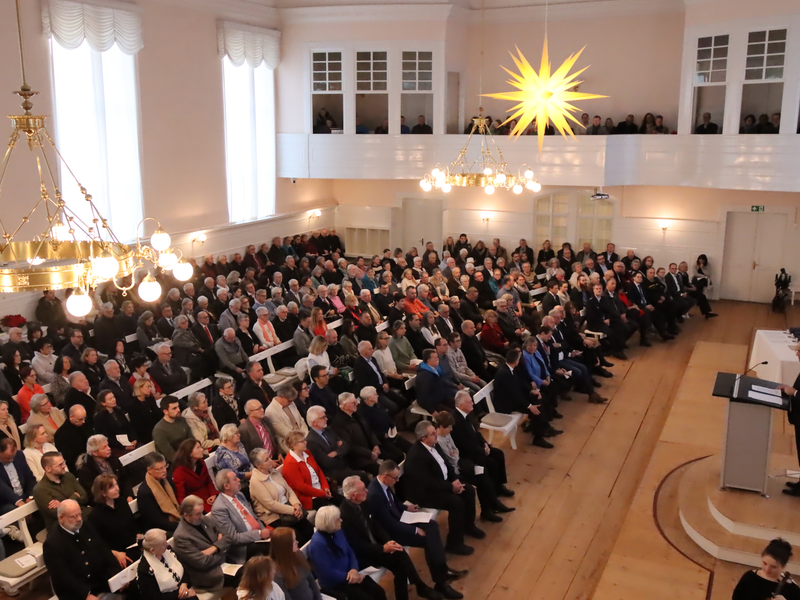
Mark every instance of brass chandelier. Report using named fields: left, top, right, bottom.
left=418, top=108, right=541, bottom=196
left=418, top=0, right=540, bottom=196
left=0, top=0, right=190, bottom=317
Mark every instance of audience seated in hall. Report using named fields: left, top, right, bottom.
left=3, top=227, right=728, bottom=598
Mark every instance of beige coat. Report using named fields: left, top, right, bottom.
left=249, top=467, right=300, bottom=525
left=181, top=407, right=220, bottom=451
left=26, top=408, right=66, bottom=444
left=264, top=399, right=308, bottom=454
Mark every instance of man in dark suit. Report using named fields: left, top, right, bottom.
left=340, top=476, right=450, bottom=600
left=239, top=361, right=273, bottom=408
left=43, top=499, right=120, bottom=600
left=664, top=264, right=697, bottom=318
left=601, top=243, right=619, bottom=266
left=238, top=399, right=281, bottom=459
left=459, top=289, right=483, bottom=327
left=695, top=112, right=719, bottom=134
left=0, top=439, right=35, bottom=513
left=779, top=351, right=800, bottom=497
left=459, top=320, right=496, bottom=382
left=64, top=372, right=97, bottom=427
left=308, top=366, right=339, bottom=415
left=353, top=341, right=406, bottom=414
left=192, top=311, right=220, bottom=350
left=493, top=350, right=553, bottom=448
left=367, top=461, right=469, bottom=583
left=514, top=239, right=534, bottom=265
left=149, top=343, right=188, bottom=396
left=450, top=392, right=514, bottom=512
left=330, top=393, right=380, bottom=477
left=585, top=283, right=626, bottom=360
left=627, top=271, right=672, bottom=345
left=435, top=304, right=458, bottom=337
left=156, top=304, right=176, bottom=338
left=54, top=405, right=92, bottom=474
left=541, top=279, right=562, bottom=315
left=98, top=359, right=134, bottom=414
left=306, top=405, right=369, bottom=486
left=575, top=242, right=596, bottom=264
left=403, top=421, right=484, bottom=554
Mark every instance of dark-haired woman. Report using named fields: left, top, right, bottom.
left=87, top=474, right=141, bottom=566
left=732, top=538, right=800, bottom=600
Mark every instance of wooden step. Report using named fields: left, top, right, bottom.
left=677, top=456, right=800, bottom=571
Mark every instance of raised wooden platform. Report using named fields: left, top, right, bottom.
left=678, top=454, right=800, bottom=571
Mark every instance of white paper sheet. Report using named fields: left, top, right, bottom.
left=14, top=554, right=36, bottom=568
left=359, top=566, right=381, bottom=576
left=752, top=385, right=781, bottom=396
left=747, top=390, right=784, bottom=406
left=116, top=434, right=132, bottom=447
left=474, top=465, right=485, bottom=475
left=400, top=511, right=433, bottom=524
left=222, top=563, right=243, bottom=576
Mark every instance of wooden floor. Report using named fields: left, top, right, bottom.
left=8, top=300, right=798, bottom=600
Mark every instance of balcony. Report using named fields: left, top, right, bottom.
left=277, top=133, right=800, bottom=192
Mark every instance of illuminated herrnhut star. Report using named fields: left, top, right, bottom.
left=484, top=37, right=607, bottom=153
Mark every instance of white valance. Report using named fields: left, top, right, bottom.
left=42, top=0, right=143, bottom=55
left=217, top=21, right=281, bottom=70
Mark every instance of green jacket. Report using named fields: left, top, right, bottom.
left=33, top=472, right=90, bottom=530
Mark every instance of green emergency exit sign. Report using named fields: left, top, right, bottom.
left=751, top=205, right=765, bottom=212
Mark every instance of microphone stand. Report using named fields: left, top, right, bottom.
left=732, top=360, right=768, bottom=397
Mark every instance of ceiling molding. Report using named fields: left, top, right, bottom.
left=280, top=3, right=454, bottom=24
left=151, top=0, right=280, bottom=28
left=472, top=0, right=684, bottom=22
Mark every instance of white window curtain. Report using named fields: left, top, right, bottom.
left=219, top=22, right=280, bottom=224
left=222, top=57, right=276, bottom=223
left=46, top=0, right=143, bottom=242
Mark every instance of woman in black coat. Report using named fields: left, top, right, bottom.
left=87, top=474, right=141, bottom=564
left=94, top=390, right=137, bottom=453
left=129, top=379, right=162, bottom=444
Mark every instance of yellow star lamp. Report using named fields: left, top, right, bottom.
left=484, top=37, right=607, bottom=153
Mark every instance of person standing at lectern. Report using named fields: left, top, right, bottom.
left=732, top=538, right=800, bottom=600
left=780, top=346, right=800, bottom=497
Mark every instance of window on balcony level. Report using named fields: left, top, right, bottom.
left=312, top=51, right=344, bottom=134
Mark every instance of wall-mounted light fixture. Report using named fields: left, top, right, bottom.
left=480, top=212, right=491, bottom=223
left=659, top=219, right=670, bottom=232
left=308, top=209, right=322, bottom=222
left=190, top=232, right=207, bottom=257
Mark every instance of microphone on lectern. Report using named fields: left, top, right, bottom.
left=733, top=360, right=769, bottom=385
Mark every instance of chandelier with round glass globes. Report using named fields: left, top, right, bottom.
left=419, top=109, right=541, bottom=196
left=0, top=0, right=197, bottom=317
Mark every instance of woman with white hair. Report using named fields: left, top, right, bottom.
left=25, top=394, right=65, bottom=443
left=306, top=506, right=386, bottom=600
left=137, top=528, right=197, bottom=600
left=77, top=434, right=134, bottom=502
left=327, top=284, right=346, bottom=314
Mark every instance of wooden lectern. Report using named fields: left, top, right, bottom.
left=713, top=373, right=788, bottom=494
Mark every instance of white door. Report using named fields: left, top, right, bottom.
left=402, top=198, right=443, bottom=252
left=720, top=212, right=786, bottom=303
left=751, top=213, right=786, bottom=303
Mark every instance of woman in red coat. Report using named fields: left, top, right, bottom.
left=171, top=439, right=217, bottom=513
left=480, top=310, right=509, bottom=354
left=281, top=432, right=336, bottom=510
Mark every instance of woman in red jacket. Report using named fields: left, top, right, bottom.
left=480, top=310, right=509, bottom=354
left=171, top=439, right=217, bottom=513
left=281, top=431, right=337, bottom=510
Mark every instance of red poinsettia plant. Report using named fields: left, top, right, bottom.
left=1, top=315, right=27, bottom=328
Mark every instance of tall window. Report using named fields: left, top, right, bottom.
left=534, top=194, right=570, bottom=249
left=577, top=197, right=614, bottom=250
left=51, top=40, right=143, bottom=242
left=222, top=57, right=276, bottom=223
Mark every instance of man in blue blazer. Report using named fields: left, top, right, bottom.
left=0, top=438, right=36, bottom=514
left=367, top=460, right=467, bottom=588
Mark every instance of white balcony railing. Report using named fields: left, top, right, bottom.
left=277, top=133, right=800, bottom=193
